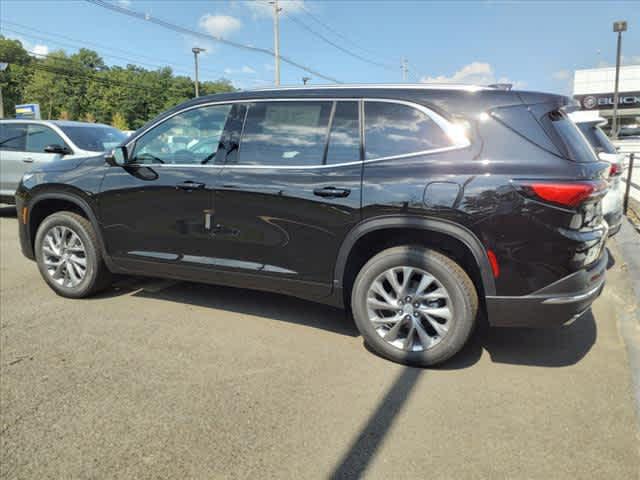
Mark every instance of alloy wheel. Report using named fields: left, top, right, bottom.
left=42, top=226, right=87, bottom=288
left=366, top=266, right=453, bottom=351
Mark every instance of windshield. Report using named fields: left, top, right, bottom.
left=619, top=126, right=640, bottom=139
left=577, top=123, right=617, bottom=154
left=60, top=125, right=127, bottom=152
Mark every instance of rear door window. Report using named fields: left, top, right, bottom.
left=364, top=101, right=452, bottom=160
left=237, top=101, right=332, bottom=166
left=0, top=123, right=28, bottom=151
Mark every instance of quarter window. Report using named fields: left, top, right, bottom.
left=0, top=123, right=28, bottom=151
left=326, top=101, right=360, bottom=164
left=364, top=101, right=453, bottom=160
left=25, top=125, right=67, bottom=153
left=132, top=104, right=231, bottom=164
left=237, top=101, right=332, bottom=166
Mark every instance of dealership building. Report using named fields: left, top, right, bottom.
left=573, top=64, right=640, bottom=132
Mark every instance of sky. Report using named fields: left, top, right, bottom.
left=1, top=0, right=639, bottom=94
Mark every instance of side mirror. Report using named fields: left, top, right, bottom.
left=105, top=146, right=129, bottom=166
left=44, top=144, right=71, bottom=155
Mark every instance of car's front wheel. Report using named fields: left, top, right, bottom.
left=351, top=246, right=478, bottom=367
left=35, top=211, right=112, bottom=298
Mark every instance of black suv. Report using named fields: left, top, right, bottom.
left=15, top=85, right=610, bottom=366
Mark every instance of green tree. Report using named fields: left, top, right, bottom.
left=23, top=50, right=71, bottom=119
left=0, top=36, right=33, bottom=115
left=1, top=37, right=235, bottom=125
left=111, top=111, right=128, bottom=130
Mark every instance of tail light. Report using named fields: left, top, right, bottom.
left=609, top=162, right=623, bottom=177
left=518, top=180, right=608, bottom=208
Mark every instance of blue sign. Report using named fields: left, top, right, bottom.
left=15, top=103, right=41, bottom=120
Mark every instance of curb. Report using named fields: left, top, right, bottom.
left=617, top=218, right=640, bottom=305
left=614, top=217, right=640, bottom=431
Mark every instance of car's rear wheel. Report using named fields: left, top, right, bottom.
left=35, top=211, right=112, bottom=298
left=351, top=246, right=478, bottom=367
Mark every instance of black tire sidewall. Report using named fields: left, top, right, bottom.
left=34, top=213, right=100, bottom=298
left=351, top=247, right=476, bottom=367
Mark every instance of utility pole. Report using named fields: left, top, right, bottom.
left=0, top=62, right=7, bottom=119
left=401, top=57, right=408, bottom=82
left=271, top=0, right=281, bottom=86
left=611, top=20, right=627, bottom=139
left=192, top=47, right=205, bottom=97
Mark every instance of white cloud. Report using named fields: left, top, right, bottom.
left=10, top=35, right=50, bottom=58
left=244, top=0, right=307, bottom=18
left=622, top=54, right=640, bottom=65
left=552, top=69, right=570, bottom=81
left=199, top=14, right=242, bottom=38
left=420, top=62, right=525, bottom=88
left=117, top=0, right=131, bottom=6
left=32, top=44, right=49, bottom=57
left=224, top=65, right=257, bottom=75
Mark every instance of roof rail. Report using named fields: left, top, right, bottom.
left=488, top=83, right=513, bottom=90
left=248, top=83, right=491, bottom=93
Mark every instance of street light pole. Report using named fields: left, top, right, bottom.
left=271, top=0, right=281, bottom=86
left=192, top=47, right=205, bottom=97
left=611, top=20, right=627, bottom=139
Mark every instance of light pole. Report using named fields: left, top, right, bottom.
left=270, top=0, right=281, bottom=86
left=0, top=62, right=8, bottom=119
left=192, top=47, right=205, bottom=97
left=302, top=76, right=311, bottom=85
left=611, top=20, right=627, bottom=139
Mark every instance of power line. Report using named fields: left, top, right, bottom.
left=298, top=3, right=396, bottom=66
left=1, top=21, right=228, bottom=79
left=296, top=4, right=424, bottom=81
left=283, top=10, right=396, bottom=72
left=83, top=0, right=342, bottom=83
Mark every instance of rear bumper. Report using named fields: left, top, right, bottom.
left=486, top=249, right=607, bottom=327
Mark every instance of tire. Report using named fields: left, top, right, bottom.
left=34, top=211, right=112, bottom=298
left=351, top=246, right=478, bottom=367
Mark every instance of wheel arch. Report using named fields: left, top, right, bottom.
left=334, top=216, right=497, bottom=300
left=27, top=189, right=110, bottom=265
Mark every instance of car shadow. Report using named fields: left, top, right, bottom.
left=129, top=280, right=359, bottom=337
left=606, top=246, right=616, bottom=270
left=107, top=278, right=597, bottom=366
left=0, top=205, right=17, bottom=217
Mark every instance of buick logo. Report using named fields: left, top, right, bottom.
left=583, top=96, right=597, bottom=109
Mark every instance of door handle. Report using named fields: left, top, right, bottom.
left=22, top=157, right=34, bottom=163
left=176, top=181, right=206, bottom=191
left=313, top=186, right=351, bottom=198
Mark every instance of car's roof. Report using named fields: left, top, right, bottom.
left=172, top=83, right=565, bottom=111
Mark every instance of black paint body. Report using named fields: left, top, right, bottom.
left=16, top=86, right=611, bottom=327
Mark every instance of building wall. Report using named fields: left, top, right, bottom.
left=574, top=65, right=640, bottom=95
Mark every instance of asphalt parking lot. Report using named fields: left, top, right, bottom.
left=1, top=206, right=638, bottom=479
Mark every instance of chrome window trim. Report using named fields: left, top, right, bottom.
left=126, top=97, right=470, bottom=170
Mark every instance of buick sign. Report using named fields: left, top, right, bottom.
left=574, top=91, right=640, bottom=110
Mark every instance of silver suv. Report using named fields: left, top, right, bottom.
left=0, top=120, right=126, bottom=203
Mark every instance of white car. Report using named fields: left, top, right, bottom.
left=0, top=120, right=126, bottom=204
left=569, top=111, right=625, bottom=235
